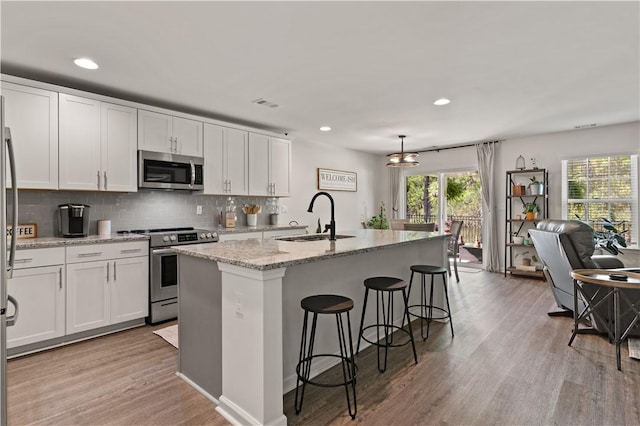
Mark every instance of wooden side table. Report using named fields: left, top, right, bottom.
left=569, top=269, right=640, bottom=370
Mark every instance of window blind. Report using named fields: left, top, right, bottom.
left=562, top=155, right=638, bottom=245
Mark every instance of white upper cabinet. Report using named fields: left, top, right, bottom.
left=138, top=110, right=203, bottom=157
left=248, top=133, right=291, bottom=196
left=269, top=137, right=291, bottom=197
left=59, top=94, right=102, bottom=190
left=2, top=82, right=59, bottom=189
left=204, top=123, right=248, bottom=195
left=59, top=94, right=137, bottom=191
left=101, top=102, right=137, bottom=192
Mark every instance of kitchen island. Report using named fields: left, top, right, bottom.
left=173, top=229, right=450, bottom=426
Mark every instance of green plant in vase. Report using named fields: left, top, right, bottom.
left=528, top=176, right=544, bottom=195
left=367, top=202, right=389, bottom=229
left=523, top=203, right=538, bottom=220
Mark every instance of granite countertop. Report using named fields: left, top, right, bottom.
left=172, top=229, right=449, bottom=271
left=16, top=234, right=149, bottom=249
left=208, top=224, right=308, bottom=235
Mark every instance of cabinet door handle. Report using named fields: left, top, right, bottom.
left=228, top=179, right=232, bottom=193
left=104, top=171, right=108, bottom=190
left=168, top=137, right=174, bottom=152
left=14, top=258, right=33, bottom=264
left=175, top=137, right=179, bottom=153
left=113, top=261, right=117, bottom=281
left=272, top=182, right=276, bottom=195
left=59, top=267, right=63, bottom=290
left=78, top=252, right=102, bottom=258
left=106, top=261, right=110, bottom=282
left=120, top=248, right=142, bottom=254
left=97, top=170, right=101, bottom=189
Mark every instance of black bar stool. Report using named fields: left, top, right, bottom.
left=294, top=294, right=357, bottom=419
left=404, top=265, right=454, bottom=340
left=356, top=277, right=417, bottom=373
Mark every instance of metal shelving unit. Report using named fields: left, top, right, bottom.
left=505, top=168, right=549, bottom=279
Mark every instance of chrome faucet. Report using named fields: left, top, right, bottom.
left=307, top=191, right=336, bottom=241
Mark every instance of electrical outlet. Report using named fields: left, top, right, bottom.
left=281, top=204, right=288, bottom=213
left=196, top=205, right=203, bottom=215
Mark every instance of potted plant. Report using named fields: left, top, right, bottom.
left=523, top=203, right=538, bottom=220
left=515, top=251, right=539, bottom=267
left=528, top=176, right=544, bottom=195
left=574, top=215, right=628, bottom=255
left=367, top=202, right=389, bottom=230
left=512, top=232, right=524, bottom=245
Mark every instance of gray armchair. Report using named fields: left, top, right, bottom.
left=529, top=219, right=639, bottom=336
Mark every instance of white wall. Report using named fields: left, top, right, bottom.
left=278, top=139, right=384, bottom=233
left=496, top=121, right=640, bottom=269
left=376, top=121, right=640, bottom=270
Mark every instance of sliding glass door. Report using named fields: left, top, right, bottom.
left=406, top=170, right=483, bottom=265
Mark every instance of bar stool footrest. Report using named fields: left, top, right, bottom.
left=407, top=304, right=451, bottom=321
left=359, top=324, right=414, bottom=348
left=296, top=354, right=358, bottom=388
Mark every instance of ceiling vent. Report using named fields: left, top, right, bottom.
left=574, top=123, right=597, bottom=129
left=252, top=98, right=279, bottom=109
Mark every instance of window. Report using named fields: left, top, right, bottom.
left=562, top=155, right=638, bottom=245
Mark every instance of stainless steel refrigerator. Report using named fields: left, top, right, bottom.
left=1, top=95, right=19, bottom=426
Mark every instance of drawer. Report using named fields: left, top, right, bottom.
left=66, top=241, right=148, bottom=263
left=218, top=232, right=262, bottom=242
left=13, top=247, right=65, bottom=269
left=103, top=241, right=148, bottom=259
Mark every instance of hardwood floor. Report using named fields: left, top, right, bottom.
left=7, top=270, right=640, bottom=425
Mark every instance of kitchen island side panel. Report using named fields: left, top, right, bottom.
left=177, top=254, right=222, bottom=400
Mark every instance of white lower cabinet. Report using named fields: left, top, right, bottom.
left=66, top=241, right=149, bottom=334
left=66, top=261, right=110, bottom=333
left=110, top=256, right=149, bottom=323
left=6, top=247, right=66, bottom=348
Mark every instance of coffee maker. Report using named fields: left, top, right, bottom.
left=58, top=203, right=91, bottom=237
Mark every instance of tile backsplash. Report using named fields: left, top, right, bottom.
left=15, top=190, right=275, bottom=237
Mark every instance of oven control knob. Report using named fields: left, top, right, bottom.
left=162, top=236, right=170, bottom=242
left=170, top=235, right=177, bottom=241
left=206, top=233, right=212, bottom=239
left=200, top=233, right=206, bottom=239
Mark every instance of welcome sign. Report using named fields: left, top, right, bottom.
left=317, top=168, right=357, bottom=192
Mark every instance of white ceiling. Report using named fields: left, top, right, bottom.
left=1, top=1, right=638, bottom=154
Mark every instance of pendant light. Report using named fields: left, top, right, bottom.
left=386, top=135, right=419, bottom=167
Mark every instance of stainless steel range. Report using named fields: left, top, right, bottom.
left=124, top=227, right=218, bottom=324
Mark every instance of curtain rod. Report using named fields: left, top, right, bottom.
left=416, top=140, right=500, bottom=154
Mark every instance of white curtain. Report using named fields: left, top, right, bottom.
left=390, top=168, right=402, bottom=219
left=476, top=142, right=500, bottom=272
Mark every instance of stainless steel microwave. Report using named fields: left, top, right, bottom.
left=138, top=150, right=204, bottom=191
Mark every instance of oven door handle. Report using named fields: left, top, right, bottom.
left=152, top=248, right=177, bottom=255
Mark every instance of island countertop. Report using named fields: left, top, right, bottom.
left=172, top=228, right=449, bottom=271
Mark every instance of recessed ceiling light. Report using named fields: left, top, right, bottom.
left=320, top=126, right=331, bottom=132
left=433, top=98, right=451, bottom=106
left=74, top=58, right=99, bottom=70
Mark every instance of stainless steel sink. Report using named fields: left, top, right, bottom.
left=276, top=234, right=355, bottom=242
